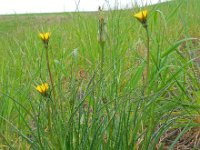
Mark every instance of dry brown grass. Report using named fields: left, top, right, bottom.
left=157, top=127, right=200, bottom=150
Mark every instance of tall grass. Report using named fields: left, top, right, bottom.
left=0, top=0, right=200, bottom=149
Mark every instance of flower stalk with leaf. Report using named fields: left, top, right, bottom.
left=38, top=32, right=55, bottom=132
left=134, top=10, right=150, bottom=89
left=39, top=32, right=56, bottom=99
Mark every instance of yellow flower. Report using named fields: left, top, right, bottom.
left=39, top=32, right=51, bottom=43
left=134, top=10, right=148, bottom=25
left=36, top=83, right=49, bottom=95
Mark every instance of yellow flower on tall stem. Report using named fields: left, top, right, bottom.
left=36, top=83, right=49, bottom=96
left=38, top=31, right=56, bottom=100
left=134, top=10, right=150, bottom=93
left=134, top=10, right=148, bottom=27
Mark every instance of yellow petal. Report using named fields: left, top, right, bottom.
left=36, top=83, right=49, bottom=94
left=134, top=10, right=148, bottom=23
left=36, top=86, right=42, bottom=93
left=44, top=32, right=50, bottom=40
left=39, top=33, right=45, bottom=40
left=44, top=83, right=49, bottom=90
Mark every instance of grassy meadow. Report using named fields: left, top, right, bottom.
left=0, top=0, right=200, bottom=149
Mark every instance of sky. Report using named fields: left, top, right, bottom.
left=0, top=0, right=167, bottom=15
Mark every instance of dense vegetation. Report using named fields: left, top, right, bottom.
left=0, top=0, right=200, bottom=149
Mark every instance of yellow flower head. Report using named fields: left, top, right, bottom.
left=134, top=10, right=148, bottom=25
left=39, top=32, right=51, bottom=43
left=36, top=83, right=49, bottom=95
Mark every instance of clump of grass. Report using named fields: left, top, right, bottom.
left=0, top=0, right=200, bottom=149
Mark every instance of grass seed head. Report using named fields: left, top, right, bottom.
left=97, top=7, right=106, bottom=43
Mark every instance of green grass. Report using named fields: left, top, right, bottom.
left=0, top=0, right=200, bottom=149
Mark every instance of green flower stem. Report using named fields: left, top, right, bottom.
left=45, top=44, right=54, bottom=133
left=145, top=26, right=150, bottom=93
left=100, top=42, right=105, bottom=80
left=47, top=100, right=52, bottom=131
left=100, top=41, right=105, bottom=103
left=100, top=42, right=110, bottom=121
left=45, top=45, right=56, bottom=100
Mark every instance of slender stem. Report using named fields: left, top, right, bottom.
left=45, top=45, right=54, bottom=132
left=100, top=42, right=110, bottom=121
left=100, top=42, right=105, bottom=78
left=47, top=101, right=52, bottom=131
left=45, top=46, right=56, bottom=100
left=100, top=42, right=105, bottom=102
left=145, top=27, right=150, bottom=91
